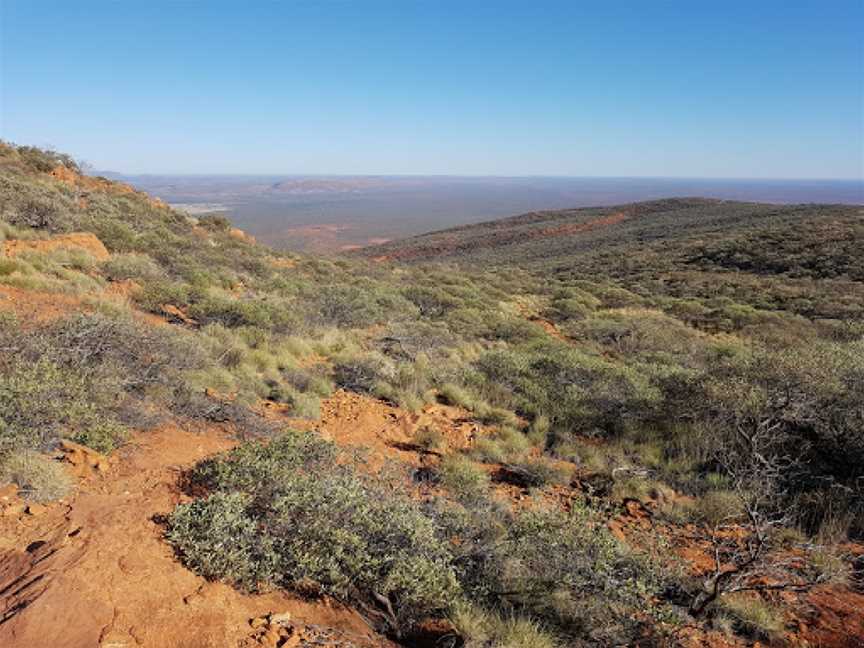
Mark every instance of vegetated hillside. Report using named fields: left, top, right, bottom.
left=360, top=198, right=864, bottom=325
left=358, top=198, right=861, bottom=269
left=0, top=143, right=862, bottom=648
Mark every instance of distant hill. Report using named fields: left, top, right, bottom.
left=358, top=197, right=864, bottom=324
left=102, top=174, right=863, bottom=253
left=356, top=197, right=863, bottom=269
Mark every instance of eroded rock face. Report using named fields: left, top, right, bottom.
left=3, top=232, right=110, bottom=261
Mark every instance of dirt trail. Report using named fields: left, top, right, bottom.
left=0, top=424, right=385, bottom=648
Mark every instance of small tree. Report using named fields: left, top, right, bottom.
left=688, top=347, right=852, bottom=615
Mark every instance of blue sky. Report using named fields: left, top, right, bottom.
left=1, top=1, right=862, bottom=178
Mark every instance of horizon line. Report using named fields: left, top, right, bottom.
left=98, top=170, right=864, bottom=183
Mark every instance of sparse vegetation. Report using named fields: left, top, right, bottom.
left=168, top=433, right=666, bottom=643
left=0, top=450, right=72, bottom=502
left=1, top=143, right=861, bottom=646
left=438, top=454, right=489, bottom=502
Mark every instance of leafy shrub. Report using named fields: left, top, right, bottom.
left=404, top=285, right=461, bottom=318
left=188, top=292, right=293, bottom=330
left=171, top=434, right=667, bottom=642
left=469, top=438, right=507, bottom=464
left=9, top=144, right=80, bottom=173
left=0, top=356, right=108, bottom=453
left=0, top=258, right=21, bottom=276
left=169, top=433, right=460, bottom=630
left=0, top=311, right=216, bottom=453
left=0, top=174, right=78, bottom=232
left=311, top=283, right=412, bottom=328
left=441, top=502, right=666, bottom=644
left=473, top=344, right=661, bottom=439
left=70, top=419, right=129, bottom=454
left=438, top=382, right=476, bottom=409
left=166, top=491, right=278, bottom=587
left=694, top=490, right=743, bottom=527
left=198, top=214, right=232, bottom=231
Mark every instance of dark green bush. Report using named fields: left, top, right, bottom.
left=198, top=213, right=232, bottom=231
left=333, top=354, right=392, bottom=393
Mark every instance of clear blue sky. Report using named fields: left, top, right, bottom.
left=1, top=1, right=862, bottom=178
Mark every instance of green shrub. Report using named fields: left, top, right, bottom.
left=188, top=293, right=291, bottom=330
left=198, top=214, right=232, bottom=231
left=0, top=258, right=22, bottom=276
left=169, top=432, right=460, bottom=629
left=494, top=426, right=531, bottom=459
left=171, top=432, right=669, bottom=641
left=449, top=602, right=558, bottom=648
left=0, top=311, right=216, bottom=453
left=469, top=438, right=506, bottom=464
left=312, top=283, right=411, bottom=328
left=166, top=491, right=277, bottom=588
left=70, top=419, right=128, bottom=454
left=100, top=253, right=165, bottom=282
left=438, top=382, right=476, bottom=409
left=442, top=503, right=665, bottom=644
left=473, top=345, right=661, bottom=439
left=0, top=356, right=105, bottom=453
left=527, top=414, right=551, bottom=447
left=333, top=354, right=392, bottom=393
left=0, top=180, right=77, bottom=232
left=11, top=144, right=79, bottom=173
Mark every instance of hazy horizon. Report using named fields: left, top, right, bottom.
left=109, top=171, right=864, bottom=182
left=119, top=173, right=863, bottom=253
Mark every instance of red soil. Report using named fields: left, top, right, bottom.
left=277, top=390, right=484, bottom=472
left=0, top=285, right=91, bottom=323
left=3, top=232, right=111, bottom=261
left=49, top=166, right=168, bottom=211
